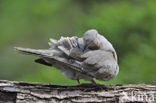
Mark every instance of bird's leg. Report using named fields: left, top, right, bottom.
left=77, top=79, right=81, bottom=85
left=91, top=79, right=97, bottom=85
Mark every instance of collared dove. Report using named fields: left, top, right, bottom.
left=15, top=29, right=119, bottom=84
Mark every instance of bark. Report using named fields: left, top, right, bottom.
left=0, top=80, right=155, bottom=103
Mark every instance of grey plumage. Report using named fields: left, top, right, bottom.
left=15, top=29, right=119, bottom=84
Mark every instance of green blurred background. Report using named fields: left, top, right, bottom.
left=0, top=0, right=155, bottom=85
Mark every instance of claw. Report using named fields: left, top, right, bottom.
left=91, top=79, right=96, bottom=85
left=77, top=79, right=81, bottom=85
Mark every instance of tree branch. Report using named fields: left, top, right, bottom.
left=0, top=80, right=155, bottom=103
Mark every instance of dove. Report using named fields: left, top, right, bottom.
left=15, top=29, right=119, bottom=84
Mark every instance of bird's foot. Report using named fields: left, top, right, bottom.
left=91, top=79, right=97, bottom=85
left=77, top=79, right=81, bottom=85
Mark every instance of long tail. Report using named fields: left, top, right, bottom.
left=14, top=47, right=53, bottom=56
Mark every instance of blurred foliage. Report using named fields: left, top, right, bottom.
left=0, top=0, right=155, bottom=85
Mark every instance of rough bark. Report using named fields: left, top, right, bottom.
left=0, top=80, right=155, bottom=103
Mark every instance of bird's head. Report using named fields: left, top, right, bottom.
left=83, top=29, right=98, bottom=43
left=83, top=29, right=99, bottom=50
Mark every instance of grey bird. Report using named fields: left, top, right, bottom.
left=15, top=29, right=119, bottom=84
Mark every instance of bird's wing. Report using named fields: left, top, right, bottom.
left=47, top=56, right=94, bottom=77
left=49, top=37, right=85, bottom=61
left=14, top=47, right=94, bottom=78
left=35, top=56, right=94, bottom=78
left=81, top=50, right=102, bottom=65
left=57, top=46, right=70, bottom=56
left=81, top=50, right=110, bottom=72
left=49, top=37, right=80, bottom=57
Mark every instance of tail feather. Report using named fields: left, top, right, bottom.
left=35, top=58, right=52, bottom=66
left=14, top=47, right=53, bottom=56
